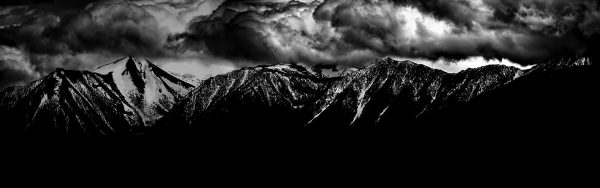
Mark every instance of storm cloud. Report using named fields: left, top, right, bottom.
left=0, top=0, right=221, bottom=89
left=1, top=0, right=600, bottom=89
left=172, top=0, right=600, bottom=65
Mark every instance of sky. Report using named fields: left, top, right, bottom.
left=1, top=0, right=599, bottom=89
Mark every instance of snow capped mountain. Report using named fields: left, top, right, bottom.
left=308, top=56, right=595, bottom=128
left=157, top=63, right=337, bottom=131
left=156, top=56, right=595, bottom=132
left=94, top=57, right=195, bottom=126
left=0, top=57, right=195, bottom=135
left=305, top=58, right=523, bottom=127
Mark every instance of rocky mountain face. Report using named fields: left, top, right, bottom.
left=0, top=56, right=595, bottom=135
left=0, top=69, right=143, bottom=136
left=156, top=56, right=595, bottom=133
left=157, top=64, right=338, bottom=132
left=422, top=57, right=596, bottom=131
left=306, top=58, right=523, bottom=128
left=0, top=57, right=194, bottom=136
left=94, top=57, right=195, bottom=126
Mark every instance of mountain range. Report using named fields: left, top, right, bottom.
left=0, top=56, right=596, bottom=136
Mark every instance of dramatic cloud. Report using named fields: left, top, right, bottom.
left=393, top=56, right=534, bottom=73
left=1, top=0, right=600, bottom=89
left=0, top=45, right=40, bottom=90
left=170, top=0, right=378, bottom=65
left=0, top=0, right=224, bottom=88
left=131, top=0, right=224, bottom=33
left=173, top=0, right=600, bottom=66
left=11, top=0, right=168, bottom=56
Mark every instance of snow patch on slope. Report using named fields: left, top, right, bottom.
left=94, top=57, right=194, bottom=126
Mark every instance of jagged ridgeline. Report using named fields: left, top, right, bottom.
left=0, top=57, right=195, bottom=136
left=155, top=57, right=595, bottom=133
left=0, top=57, right=596, bottom=135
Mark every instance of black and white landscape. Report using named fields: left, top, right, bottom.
left=0, top=0, right=598, bottom=136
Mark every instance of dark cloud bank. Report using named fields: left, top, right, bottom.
left=173, top=0, right=600, bottom=65
left=2, top=0, right=600, bottom=89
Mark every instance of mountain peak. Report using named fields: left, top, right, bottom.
left=92, top=57, right=195, bottom=126
left=364, top=57, right=445, bottom=76
left=49, top=68, right=65, bottom=79
left=369, top=57, right=424, bottom=69
left=525, top=56, right=593, bottom=74
left=542, top=56, right=593, bottom=67
left=125, top=56, right=151, bottom=74
left=569, top=57, right=592, bottom=66
left=242, top=63, right=319, bottom=77
left=0, top=56, right=198, bottom=135
left=94, top=56, right=151, bottom=75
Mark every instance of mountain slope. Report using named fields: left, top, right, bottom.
left=94, top=57, right=195, bottom=126
left=0, top=69, right=143, bottom=136
left=157, top=56, right=595, bottom=132
left=1, top=56, right=594, bottom=135
left=0, top=57, right=195, bottom=136
left=156, top=64, right=338, bottom=132
left=420, top=56, right=597, bottom=130
left=156, top=58, right=522, bottom=131
left=309, top=57, right=595, bottom=128
left=306, top=58, right=523, bottom=127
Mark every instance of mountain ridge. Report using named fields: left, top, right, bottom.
left=0, top=56, right=195, bottom=135
left=0, top=56, right=595, bottom=135
left=156, top=61, right=339, bottom=131
left=156, top=56, right=593, bottom=132
left=304, top=58, right=523, bottom=127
